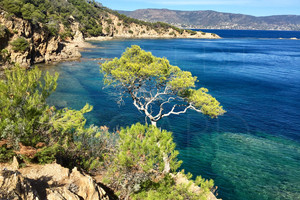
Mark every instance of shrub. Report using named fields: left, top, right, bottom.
left=2, top=0, right=24, bottom=16
left=10, top=37, right=29, bottom=53
left=46, top=23, right=59, bottom=36
left=0, top=49, right=11, bottom=63
left=106, top=123, right=182, bottom=198
left=128, top=30, right=133, bottom=34
left=0, top=144, right=16, bottom=163
left=0, top=66, right=58, bottom=148
left=133, top=171, right=215, bottom=200
left=106, top=18, right=112, bottom=24
left=105, top=27, right=110, bottom=34
left=0, top=25, right=8, bottom=39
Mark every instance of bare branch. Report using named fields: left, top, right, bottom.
left=157, top=103, right=203, bottom=120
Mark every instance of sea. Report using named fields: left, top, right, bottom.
left=43, top=30, right=300, bottom=200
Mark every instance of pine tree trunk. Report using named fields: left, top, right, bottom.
left=151, top=120, right=157, bottom=127
left=151, top=120, right=171, bottom=174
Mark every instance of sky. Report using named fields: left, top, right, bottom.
left=99, top=0, right=300, bottom=16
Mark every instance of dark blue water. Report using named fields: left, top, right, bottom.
left=44, top=31, right=300, bottom=200
left=197, top=29, right=300, bottom=39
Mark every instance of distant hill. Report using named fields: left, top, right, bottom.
left=118, top=9, right=300, bottom=30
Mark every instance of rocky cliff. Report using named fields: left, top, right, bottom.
left=99, top=13, right=220, bottom=39
left=0, top=157, right=113, bottom=200
left=0, top=5, right=220, bottom=69
left=0, top=9, right=84, bottom=69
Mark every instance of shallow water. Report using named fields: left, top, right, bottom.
left=44, top=32, right=300, bottom=200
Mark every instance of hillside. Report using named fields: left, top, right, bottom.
left=119, top=9, right=300, bottom=30
left=0, top=0, right=219, bottom=69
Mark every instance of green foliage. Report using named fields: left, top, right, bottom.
left=133, top=171, right=214, bottom=200
left=106, top=123, right=182, bottom=198
left=0, top=0, right=104, bottom=37
left=50, top=104, right=93, bottom=145
left=45, top=23, right=59, bottom=36
left=105, top=26, right=110, bottom=34
left=106, top=18, right=112, bottom=24
left=101, top=45, right=225, bottom=122
left=180, top=88, right=225, bottom=118
left=34, top=144, right=64, bottom=164
left=0, top=145, right=16, bottom=162
left=20, top=3, right=35, bottom=20
left=186, top=29, right=197, bottom=35
left=60, top=30, right=74, bottom=41
left=0, top=66, right=114, bottom=172
left=1, top=0, right=24, bottom=16
left=117, top=123, right=181, bottom=173
left=10, top=37, right=29, bottom=53
left=0, top=66, right=58, bottom=147
left=128, top=30, right=133, bottom=34
left=0, top=49, right=10, bottom=63
left=0, top=25, right=9, bottom=39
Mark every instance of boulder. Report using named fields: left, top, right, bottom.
left=0, top=159, right=111, bottom=200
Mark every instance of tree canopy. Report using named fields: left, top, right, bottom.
left=101, top=45, right=225, bottom=126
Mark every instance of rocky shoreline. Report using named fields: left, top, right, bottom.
left=0, top=157, right=219, bottom=200
left=0, top=8, right=222, bottom=70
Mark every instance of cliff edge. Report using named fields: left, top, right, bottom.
left=0, top=157, right=113, bottom=200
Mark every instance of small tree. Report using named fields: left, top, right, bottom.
left=108, top=123, right=182, bottom=198
left=0, top=66, right=58, bottom=147
left=10, top=37, right=29, bottom=53
left=101, top=45, right=225, bottom=127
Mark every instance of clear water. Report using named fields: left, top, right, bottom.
left=44, top=31, right=300, bottom=200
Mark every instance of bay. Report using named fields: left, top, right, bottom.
left=44, top=31, right=300, bottom=200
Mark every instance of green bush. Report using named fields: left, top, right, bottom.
left=105, top=26, right=110, bottom=34
left=0, top=25, right=8, bottom=39
left=0, top=49, right=11, bottom=63
left=0, top=66, right=58, bottom=147
left=128, top=30, right=133, bottom=34
left=46, top=23, right=59, bottom=36
left=133, top=171, right=214, bottom=200
left=0, top=145, right=16, bottom=163
left=10, top=37, right=29, bottom=53
left=106, top=18, right=112, bottom=24
left=34, top=144, right=64, bottom=164
left=2, top=0, right=24, bottom=16
left=106, top=123, right=182, bottom=198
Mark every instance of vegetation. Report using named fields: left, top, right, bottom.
left=0, top=66, right=110, bottom=171
left=0, top=49, right=10, bottom=63
left=0, top=0, right=104, bottom=37
left=0, top=65, right=218, bottom=199
left=10, top=37, right=29, bottom=52
left=0, top=0, right=199, bottom=42
left=104, top=123, right=214, bottom=199
left=101, top=45, right=225, bottom=127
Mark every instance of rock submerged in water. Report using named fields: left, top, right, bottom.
left=0, top=157, right=110, bottom=200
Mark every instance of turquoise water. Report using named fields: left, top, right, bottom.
left=44, top=34, right=300, bottom=200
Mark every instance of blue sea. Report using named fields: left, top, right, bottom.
left=43, top=30, right=300, bottom=200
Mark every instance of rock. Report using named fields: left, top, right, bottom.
left=0, top=161, right=111, bottom=200
left=0, top=170, right=39, bottom=200
left=0, top=9, right=83, bottom=70
left=11, top=156, right=19, bottom=171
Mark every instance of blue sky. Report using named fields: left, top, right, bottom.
left=99, top=0, right=300, bottom=16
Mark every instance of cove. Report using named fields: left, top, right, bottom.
left=44, top=33, right=300, bottom=200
